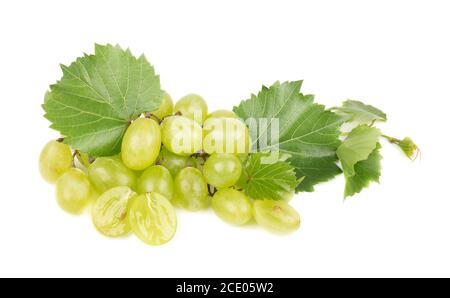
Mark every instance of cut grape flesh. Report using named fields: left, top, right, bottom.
left=128, top=193, right=177, bottom=245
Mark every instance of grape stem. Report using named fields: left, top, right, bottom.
left=144, top=112, right=162, bottom=124
left=208, top=184, right=217, bottom=196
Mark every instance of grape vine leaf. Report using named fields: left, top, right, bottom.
left=344, top=143, right=382, bottom=197
left=241, top=153, right=299, bottom=200
left=233, top=81, right=345, bottom=192
left=43, top=44, right=162, bottom=156
left=335, top=100, right=387, bottom=125
left=337, top=125, right=381, bottom=177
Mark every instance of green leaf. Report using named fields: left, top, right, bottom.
left=43, top=44, right=162, bottom=156
left=242, top=153, right=299, bottom=200
left=233, top=81, right=345, bottom=192
left=335, top=100, right=387, bottom=125
left=398, top=137, right=420, bottom=160
left=345, top=144, right=382, bottom=197
left=337, top=125, right=381, bottom=177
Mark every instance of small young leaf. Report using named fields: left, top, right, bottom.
left=337, top=125, right=381, bottom=177
left=335, top=100, right=387, bottom=125
left=398, top=137, right=420, bottom=160
left=345, top=144, right=382, bottom=197
left=242, top=153, right=299, bottom=200
left=234, top=81, right=345, bottom=192
left=43, top=44, right=162, bottom=156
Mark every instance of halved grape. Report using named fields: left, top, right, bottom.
left=206, top=109, right=237, bottom=121
left=161, top=116, right=202, bottom=156
left=203, top=117, right=250, bottom=154
left=39, top=140, right=73, bottom=183
left=253, top=200, right=300, bottom=233
left=128, top=193, right=177, bottom=245
left=212, top=189, right=252, bottom=225
left=157, top=147, right=190, bottom=177
left=136, top=165, right=174, bottom=200
left=174, top=94, right=208, bottom=124
left=151, top=91, right=173, bottom=119
left=203, top=154, right=242, bottom=188
left=56, top=168, right=94, bottom=214
left=92, top=186, right=136, bottom=237
left=173, top=167, right=209, bottom=211
left=121, top=118, right=161, bottom=170
left=88, top=157, right=137, bottom=193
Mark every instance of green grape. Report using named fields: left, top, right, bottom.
left=161, top=116, right=202, bottom=156
left=39, top=140, right=73, bottom=183
left=253, top=200, right=301, bottom=233
left=157, top=147, right=190, bottom=177
left=121, top=118, right=161, bottom=170
left=174, top=94, right=208, bottom=124
left=128, top=192, right=177, bottom=245
left=173, top=167, right=209, bottom=211
left=186, top=155, right=205, bottom=172
left=92, top=186, right=137, bottom=237
left=206, top=109, right=237, bottom=121
left=203, top=154, right=242, bottom=188
left=203, top=117, right=250, bottom=154
left=136, top=165, right=174, bottom=200
left=88, top=157, right=137, bottom=193
left=55, top=168, right=94, bottom=214
left=211, top=189, right=252, bottom=225
left=151, top=91, right=173, bottom=119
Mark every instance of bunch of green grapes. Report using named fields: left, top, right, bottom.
left=39, top=91, right=300, bottom=246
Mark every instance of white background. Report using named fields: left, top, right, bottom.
left=0, top=0, right=449, bottom=278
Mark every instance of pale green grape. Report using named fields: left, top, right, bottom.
left=157, top=147, right=190, bottom=177
left=206, top=109, right=237, bottom=121
left=56, top=168, right=94, bottom=214
left=173, top=167, right=209, bottom=211
left=174, top=94, right=208, bottom=124
left=128, top=192, right=177, bottom=245
left=39, top=140, right=73, bottom=183
left=151, top=91, right=173, bottom=119
left=136, top=165, right=174, bottom=200
left=161, top=116, right=202, bottom=156
left=88, top=157, right=137, bottom=193
left=121, top=118, right=161, bottom=170
left=212, top=189, right=252, bottom=225
left=203, top=117, right=250, bottom=154
left=203, top=154, right=242, bottom=188
left=253, top=200, right=300, bottom=233
left=186, top=155, right=205, bottom=172
left=91, top=186, right=136, bottom=237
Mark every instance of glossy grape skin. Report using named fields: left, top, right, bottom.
left=151, top=91, right=173, bottom=119
left=136, top=165, right=174, bottom=200
left=206, top=110, right=237, bottom=121
left=212, top=189, right=252, bottom=225
left=157, top=147, right=190, bottom=177
left=128, top=193, right=177, bottom=246
left=55, top=168, right=94, bottom=214
left=253, top=200, right=300, bottom=233
left=88, top=157, right=137, bottom=193
left=173, top=167, right=209, bottom=211
left=121, top=118, right=161, bottom=170
left=39, top=140, right=73, bottom=183
left=203, top=154, right=242, bottom=188
left=174, top=94, right=208, bottom=124
left=161, top=116, right=202, bottom=156
left=203, top=117, right=250, bottom=154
